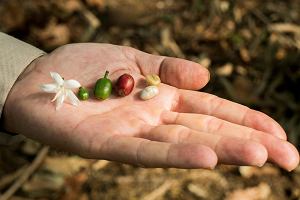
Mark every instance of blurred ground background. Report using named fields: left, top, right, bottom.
left=0, top=0, right=300, bottom=199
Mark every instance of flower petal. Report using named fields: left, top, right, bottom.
left=51, top=90, right=62, bottom=102
left=55, top=91, right=65, bottom=110
left=66, top=90, right=80, bottom=106
left=64, top=80, right=81, bottom=89
left=50, top=72, right=64, bottom=86
left=40, top=83, right=58, bottom=93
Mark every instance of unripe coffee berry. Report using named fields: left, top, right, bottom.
left=78, top=87, right=89, bottom=100
left=94, top=71, right=112, bottom=100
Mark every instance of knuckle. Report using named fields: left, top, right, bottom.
left=173, top=125, right=191, bottom=143
left=206, top=116, right=224, bottom=132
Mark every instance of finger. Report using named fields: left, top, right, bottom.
left=142, top=125, right=268, bottom=167
left=96, top=135, right=217, bottom=169
left=162, top=111, right=299, bottom=171
left=176, top=89, right=287, bottom=140
left=130, top=47, right=210, bottom=90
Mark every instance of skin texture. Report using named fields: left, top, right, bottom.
left=2, top=43, right=299, bottom=171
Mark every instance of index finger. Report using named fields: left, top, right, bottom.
left=176, top=89, right=287, bottom=140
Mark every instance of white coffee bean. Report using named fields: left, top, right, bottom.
left=140, top=86, right=159, bottom=100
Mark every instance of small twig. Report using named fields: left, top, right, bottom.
left=0, top=146, right=49, bottom=200
left=142, top=180, right=176, bottom=200
left=188, top=183, right=208, bottom=198
left=251, top=9, right=270, bottom=25
left=0, top=165, right=28, bottom=190
left=218, top=77, right=238, bottom=102
left=268, top=23, right=300, bottom=35
left=161, top=27, right=185, bottom=58
left=254, top=65, right=273, bottom=97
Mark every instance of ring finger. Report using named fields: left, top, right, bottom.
left=161, top=111, right=299, bottom=171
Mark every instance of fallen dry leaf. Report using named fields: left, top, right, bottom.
left=239, top=165, right=280, bottom=178
left=225, top=183, right=271, bottom=200
left=91, top=160, right=109, bottom=171
left=31, top=19, right=70, bottom=49
left=42, top=156, right=90, bottom=176
left=59, top=171, right=88, bottom=200
left=22, top=172, right=64, bottom=195
left=187, top=183, right=209, bottom=199
left=240, top=47, right=251, bottom=62
left=216, top=63, right=234, bottom=76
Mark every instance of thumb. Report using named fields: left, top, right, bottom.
left=133, top=49, right=210, bottom=90
left=159, top=57, right=210, bottom=90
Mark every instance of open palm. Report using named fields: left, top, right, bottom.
left=3, top=43, right=299, bottom=170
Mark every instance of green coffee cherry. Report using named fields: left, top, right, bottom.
left=78, top=87, right=89, bottom=100
left=94, top=71, right=112, bottom=100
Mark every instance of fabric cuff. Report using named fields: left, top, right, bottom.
left=0, top=32, right=45, bottom=145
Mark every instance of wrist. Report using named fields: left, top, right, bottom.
left=2, top=55, right=45, bottom=134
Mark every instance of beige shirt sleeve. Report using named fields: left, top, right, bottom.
left=0, top=32, right=45, bottom=145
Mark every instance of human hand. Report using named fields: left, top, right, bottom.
left=3, top=43, right=299, bottom=171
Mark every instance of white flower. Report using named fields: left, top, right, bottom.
left=40, top=72, right=81, bottom=110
